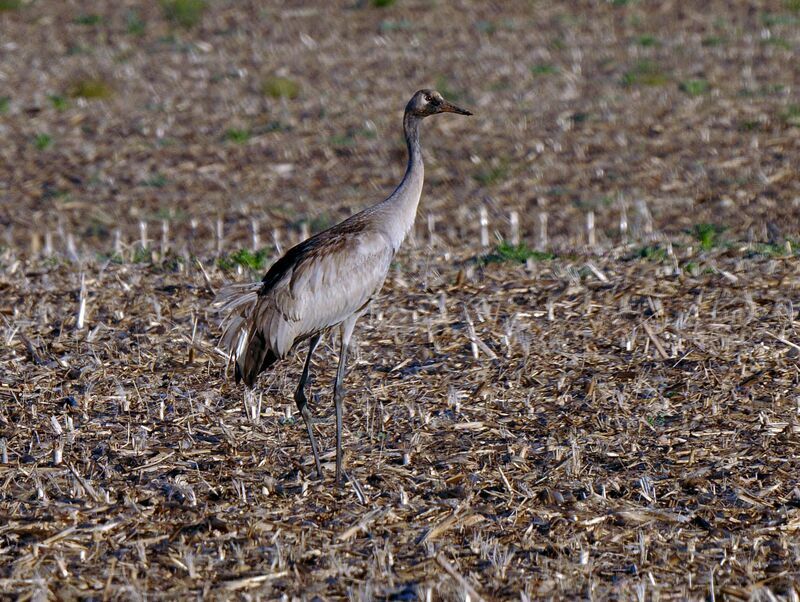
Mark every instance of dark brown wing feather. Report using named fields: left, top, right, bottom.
left=236, top=330, right=279, bottom=387
left=258, top=213, right=370, bottom=297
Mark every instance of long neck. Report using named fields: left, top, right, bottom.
left=373, top=111, right=425, bottom=251
left=403, top=111, right=422, bottom=169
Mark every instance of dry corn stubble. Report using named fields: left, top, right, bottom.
left=1, top=0, right=800, bottom=599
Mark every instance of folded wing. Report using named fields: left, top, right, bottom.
left=215, top=225, right=394, bottom=387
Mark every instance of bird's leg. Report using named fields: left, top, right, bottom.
left=294, top=333, right=323, bottom=479
left=334, top=316, right=358, bottom=486
left=333, top=342, right=347, bottom=486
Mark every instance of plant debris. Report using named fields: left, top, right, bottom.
left=1, top=1, right=799, bottom=599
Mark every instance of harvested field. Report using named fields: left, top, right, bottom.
left=1, top=0, right=800, bottom=599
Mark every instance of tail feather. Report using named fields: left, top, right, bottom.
left=241, top=329, right=271, bottom=387
left=212, top=282, right=274, bottom=386
left=235, top=343, right=277, bottom=386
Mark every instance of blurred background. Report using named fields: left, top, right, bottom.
left=1, top=0, right=798, bottom=261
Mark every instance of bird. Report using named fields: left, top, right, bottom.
left=214, top=89, right=472, bottom=484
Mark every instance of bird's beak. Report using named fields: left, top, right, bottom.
left=439, top=100, right=472, bottom=116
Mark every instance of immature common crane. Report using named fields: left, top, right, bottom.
left=215, top=89, right=471, bottom=484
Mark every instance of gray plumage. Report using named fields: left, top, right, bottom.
left=214, top=89, right=472, bottom=484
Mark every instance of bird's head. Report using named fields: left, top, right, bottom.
left=405, top=89, right=472, bottom=118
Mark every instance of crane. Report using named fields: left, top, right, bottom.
left=214, top=89, right=472, bottom=484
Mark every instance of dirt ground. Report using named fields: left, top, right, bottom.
left=1, top=0, right=800, bottom=599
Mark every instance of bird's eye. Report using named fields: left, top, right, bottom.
left=424, top=95, right=432, bottom=103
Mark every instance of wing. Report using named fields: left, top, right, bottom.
left=285, top=228, right=394, bottom=339
left=219, top=224, right=394, bottom=387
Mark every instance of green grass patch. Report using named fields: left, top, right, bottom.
left=161, top=0, right=207, bottom=28
left=158, top=254, right=186, bottom=273
left=42, top=186, right=69, bottom=201
left=261, top=76, right=300, bottom=99
left=0, top=0, right=22, bottom=11
left=254, top=120, right=290, bottom=134
left=74, top=13, right=103, bottom=25
left=638, top=245, right=668, bottom=262
left=372, top=0, right=395, bottom=6
left=682, top=261, right=700, bottom=276
left=0, top=96, right=9, bottom=114
left=745, top=241, right=796, bottom=258
left=475, top=19, right=516, bottom=35
left=486, top=19, right=517, bottom=33
left=636, top=34, right=659, bottom=47
left=434, top=75, right=465, bottom=102
left=762, top=36, right=791, bottom=49
left=330, top=133, right=357, bottom=148
left=144, top=173, right=168, bottom=188
left=48, top=94, right=68, bottom=110
left=475, top=20, right=496, bottom=34
left=692, top=223, right=724, bottom=251
left=330, top=127, right=376, bottom=149
left=701, top=35, right=726, bottom=47
left=83, top=218, right=111, bottom=239
left=290, top=215, right=335, bottom=235
left=621, top=60, right=670, bottom=87
left=546, top=186, right=571, bottom=198
left=786, top=0, right=800, bottom=11
left=480, top=241, right=554, bottom=265
left=66, top=44, right=91, bottom=56
left=309, top=214, right=333, bottom=233
left=738, top=119, right=762, bottom=132
left=781, top=104, right=800, bottom=126
left=762, top=12, right=800, bottom=26
left=34, top=133, right=53, bottom=150
left=530, top=63, right=559, bottom=76
left=489, top=78, right=513, bottom=92
left=473, top=160, right=509, bottom=187
left=97, top=251, right=125, bottom=265
left=67, top=78, right=113, bottom=100
left=218, top=248, right=271, bottom=272
left=132, top=247, right=152, bottom=264
left=126, top=10, right=146, bottom=35
left=157, top=34, right=178, bottom=47
left=379, top=19, right=411, bottom=32
left=225, top=128, right=251, bottom=144
left=758, top=83, right=785, bottom=96
left=679, top=78, right=710, bottom=96
left=151, top=207, right=187, bottom=222
left=113, top=49, right=136, bottom=64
